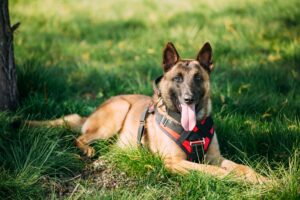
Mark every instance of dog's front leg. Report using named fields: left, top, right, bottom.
left=164, top=157, right=229, bottom=178
left=164, top=157, right=267, bottom=183
left=205, top=134, right=268, bottom=183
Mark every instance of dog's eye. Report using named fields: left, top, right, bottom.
left=194, top=75, right=202, bottom=82
left=173, top=75, right=183, bottom=83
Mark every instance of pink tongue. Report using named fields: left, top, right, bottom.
left=180, top=103, right=196, bottom=131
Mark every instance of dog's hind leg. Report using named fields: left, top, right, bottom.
left=75, top=97, right=131, bottom=157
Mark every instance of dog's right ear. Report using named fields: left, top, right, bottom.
left=162, top=42, right=180, bottom=72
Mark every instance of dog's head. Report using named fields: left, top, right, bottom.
left=158, top=42, right=214, bottom=131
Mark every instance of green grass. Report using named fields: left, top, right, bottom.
left=0, top=0, right=299, bottom=199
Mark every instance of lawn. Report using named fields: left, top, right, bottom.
left=1, top=0, right=299, bottom=199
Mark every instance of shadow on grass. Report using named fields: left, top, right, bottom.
left=16, top=37, right=300, bottom=164
left=212, top=57, right=300, bottom=117
left=215, top=114, right=300, bottom=164
left=17, top=59, right=161, bottom=118
left=211, top=57, right=300, bottom=165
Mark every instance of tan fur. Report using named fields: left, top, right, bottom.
left=27, top=43, right=268, bottom=184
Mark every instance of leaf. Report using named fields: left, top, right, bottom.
left=238, top=84, right=251, bottom=94
left=262, top=113, right=271, bottom=118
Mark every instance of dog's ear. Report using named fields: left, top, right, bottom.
left=162, top=42, right=180, bottom=72
left=196, top=42, right=214, bottom=73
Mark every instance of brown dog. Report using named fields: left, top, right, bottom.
left=28, top=42, right=267, bottom=183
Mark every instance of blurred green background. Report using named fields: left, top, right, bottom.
left=0, top=0, right=299, bottom=199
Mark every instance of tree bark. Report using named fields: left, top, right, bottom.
left=0, top=0, right=19, bottom=110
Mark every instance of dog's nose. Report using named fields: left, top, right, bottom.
left=184, top=95, right=195, bottom=104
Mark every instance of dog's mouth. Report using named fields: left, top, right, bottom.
left=175, top=101, right=197, bottom=131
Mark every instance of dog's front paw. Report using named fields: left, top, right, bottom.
left=235, top=165, right=269, bottom=184
left=221, top=160, right=269, bottom=184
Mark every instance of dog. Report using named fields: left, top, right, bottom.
left=28, top=42, right=267, bottom=183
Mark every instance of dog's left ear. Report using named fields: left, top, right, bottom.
left=196, top=42, right=214, bottom=73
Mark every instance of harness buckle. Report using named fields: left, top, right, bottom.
left=190, top=138, right=205, bottom=146
left=161, top=116, right=168, bottom=127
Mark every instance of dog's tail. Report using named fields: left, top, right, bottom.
left=25, top=114, right=87, bottom=132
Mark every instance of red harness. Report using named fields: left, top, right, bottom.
left=155, top=111, right=215, bottom=162
left=137, top=106, right=215, bottom=163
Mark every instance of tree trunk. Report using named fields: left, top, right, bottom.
left=0, top=0, right=19, bottom=110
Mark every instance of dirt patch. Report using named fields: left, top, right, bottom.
left=46, top=158, right=139, bottom=198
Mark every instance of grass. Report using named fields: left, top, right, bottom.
left=0, top=0, right=299, bottom=199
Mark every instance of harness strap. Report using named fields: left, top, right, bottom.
left=155, top=111, right=185, bottom=134
left=137, top=75, right=164, bottom=146
left=137, top=107, right=150, bottom=146
left=155, top=111, right=192, bottom=155
left=177, top=131, right=191, bottom=145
